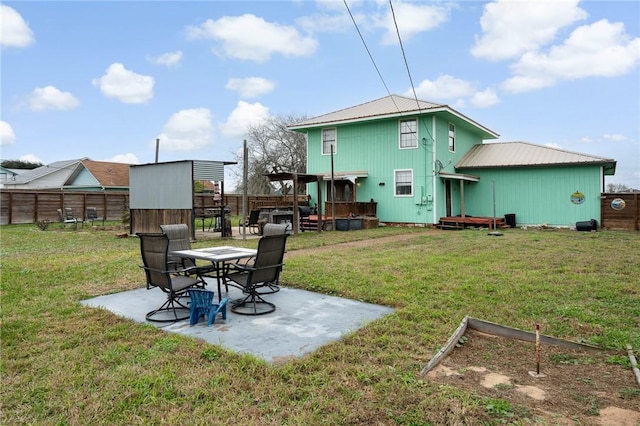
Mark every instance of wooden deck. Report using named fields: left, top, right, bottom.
left=436, top=216, right=508, bottom=230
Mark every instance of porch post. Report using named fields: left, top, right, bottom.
left=460, top=180, right=466, bottom=218
left=292, top=174, right=299, bottom=235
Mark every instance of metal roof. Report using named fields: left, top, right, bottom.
left=456, top=142, right=617, bottom=174
left=288, top=94, right=499, bottom=139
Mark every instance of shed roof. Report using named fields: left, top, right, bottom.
left=288, top=94, right=499, bottom=139
left=456, top=142, right=616, bottom=175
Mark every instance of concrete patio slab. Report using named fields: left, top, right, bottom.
left=81, top=281, right=394, bottom=363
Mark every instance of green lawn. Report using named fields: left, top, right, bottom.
left=2, top=224, right=639, bottom=424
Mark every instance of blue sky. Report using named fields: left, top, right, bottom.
left=1, top=0, right=639, bottom=189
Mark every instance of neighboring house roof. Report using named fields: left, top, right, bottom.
left=0, top=166, right=19, bottom=178
left=80, top=160, right=131, bottom=188
left=456, top=142, right=617, bottom=175
left=289, top=94, right=499, bottom=139
left=3, top=158, right=135, bottom=190
left=8, top=158, right=87, bottom=185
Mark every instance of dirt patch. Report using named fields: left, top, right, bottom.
left=425, top=329, right=640, bottom=425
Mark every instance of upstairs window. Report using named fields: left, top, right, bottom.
left=394, top=169, right=413, bottom=196
left=399, top=119, right=417, bottom=149
left=322, top=128, right=337, bottom=155
left=448, top=123, right=455, bottom=152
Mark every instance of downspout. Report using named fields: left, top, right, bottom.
left=431, top=115, right=438, bottom=225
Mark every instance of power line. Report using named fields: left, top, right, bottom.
left=388, top=0, right=434, bottom=144
left=343, top=0, right=400, bottom=112
left=343, top=0, right=434, bottom=145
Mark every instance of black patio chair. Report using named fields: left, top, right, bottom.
left=223, top=233, right=288, bottom=315
left=86, top=206, right=104, bottom=226
left=58, top=208, right=83, bottom=229
left=137, top=232, right=205, bottom=323
left=65, top=207, right=84, bottom=228
left=160, top=223, right=216, bottom=278
left=239, top=209, right=261, bottom=234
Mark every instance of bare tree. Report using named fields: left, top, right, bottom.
left=233, top=114, right=308, bottom=195
left=606, top=183, right=633, bottom=193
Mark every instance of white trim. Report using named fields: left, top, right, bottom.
left=394, top=168, right=413, bottom=197
left=322, top=127, right=337, bottom=155
left=289, top=105, right=500, bottom=139
left=431, top=116, right=438, bottom=224
left=438, top=172, right=480, bottom=182
left=398, top=117, right=418, bottom=149
left=448, top=122, right=455, bottom=153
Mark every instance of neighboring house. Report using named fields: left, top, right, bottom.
left=289, top=94, right=616, bottom=227
left=2, top=158, right=132, bottom=191
left=0, top=166, right=20, bottom=188
left=1, top=158, right=217, bottom=193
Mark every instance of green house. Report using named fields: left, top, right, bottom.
left=289, top=95, right=616, bottom=228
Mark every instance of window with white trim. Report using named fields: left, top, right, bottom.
left=394, top=169, right=413, bottom=196
left=448, top=123, right=455, bottom=152
left=399, top=118, right=417, bottom=149
left=322, top=128, right=337, bottom=155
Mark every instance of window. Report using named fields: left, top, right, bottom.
left=399, top=119, right=417, bottom=149
left=322, top=128, right=337, bottom=155
left=448, top=123, right=455, bottom=152
left=394, top=169, right=413, bottom=196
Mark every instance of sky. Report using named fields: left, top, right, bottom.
left=1, top=0, right=639, bottom=190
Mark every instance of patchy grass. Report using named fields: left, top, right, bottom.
left=2, top=224, right=639, bottom=424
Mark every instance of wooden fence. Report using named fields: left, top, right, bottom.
left=4, top=189, right=636, bottom=231
left=600, top=192, right=639, bottom=231
left=0, top=189, right=308, bottom=226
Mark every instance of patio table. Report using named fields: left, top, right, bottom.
left=171, top=246, right=257, bottom=301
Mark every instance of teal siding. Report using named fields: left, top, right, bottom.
left=305, top=113, right=488, bottom=224
left=71, top=168, right=100, bottom=186
left=459, top=166, right=603, bottom=227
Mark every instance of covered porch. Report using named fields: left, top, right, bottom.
left=436, top=171, right=506, bottom=229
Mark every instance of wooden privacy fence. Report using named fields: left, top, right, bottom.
left=600, top=192, right=639, bottom=231
left=0, top=189, right=309, bottom=226
left=0, top=190, right=129, bottom=225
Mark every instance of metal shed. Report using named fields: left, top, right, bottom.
left=129, top=160, right=236, bottom=237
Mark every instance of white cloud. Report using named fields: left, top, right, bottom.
left=20, top=154, right=43, bottom=164
left=147, top=51, right=183, bottom=67
left=296, top=12, right=352, bottom=33
left=185, top=14, right=318, bottom=62
left=219, top=101, right=270, bottom=138
left=0, top=5, right=35, bottom=47
left=106, top=153, right=139, bottom=164
left=374, top=2, right=449, bottom=45
left=503, top=19, right=640, bottom=93
left=603, top=133, right=628, bottom=142
left=226, top=77, right=276, bottom=98
left=92, top=63, right=154, bottom=104
left=155, top=108, right=214, bottom=151
left=29, top=86, right=80, bottom=111
left=470, top=88, right=500, bottom=108
left=471, top=0, right=587, bottom=61
left=0, top=121, right=16, bottom=146
left=544, top=142, right=563, bottom=150
left=412, top=75, right=476, bottom=101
